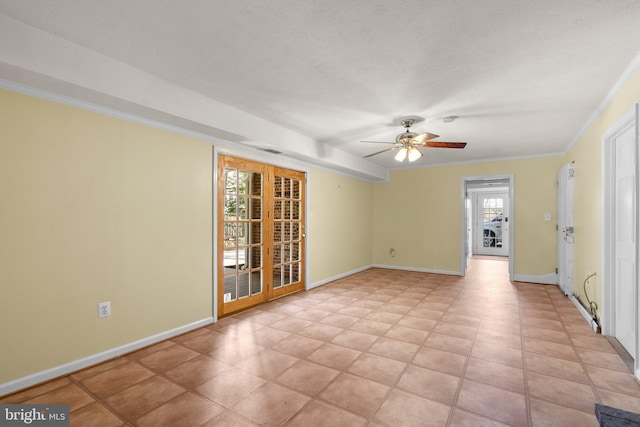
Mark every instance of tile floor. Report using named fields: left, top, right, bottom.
left=4, top=258, right=640, bottom=426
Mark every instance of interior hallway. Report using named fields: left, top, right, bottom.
left=3, top=258, right=640, bottom=426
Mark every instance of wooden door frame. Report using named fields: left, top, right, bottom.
left=602, top=103, right=639, bottom=377
left=213, top=149, right=308, bottom=319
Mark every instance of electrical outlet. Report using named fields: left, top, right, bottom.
left=224, top=293, right=232, bottom=303
left=98, top=301, right=111, bottom=318
left=390, top=248, right=396, bottom=258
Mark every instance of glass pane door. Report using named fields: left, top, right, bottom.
left=271, top=167, right=305, bottom=299
left=218, top=156, right=270, bottom=316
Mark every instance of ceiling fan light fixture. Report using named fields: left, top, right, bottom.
left=394, top=147, right=408, bottom=162
left=407, top=147, right=423, bottom=162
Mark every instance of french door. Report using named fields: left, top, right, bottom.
left=474, top=192, right=509, bottom=256
left=217, top=155, right=305, bottom=317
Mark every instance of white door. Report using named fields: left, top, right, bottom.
left=475, top=193, right=509, bottom=256
left=557, top=163, right=575, bottom=296
left=614, top=123, right=636, bottom=355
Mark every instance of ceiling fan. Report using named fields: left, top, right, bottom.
left=362, top=119, right=467, bottom=162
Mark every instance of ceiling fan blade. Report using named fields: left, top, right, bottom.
left=412, top=132, right=440, bottom=144
left=360, top=140, right=395, bottom=144
left=425, top=141, right=467, bottom=149
left=363, top=147, right=399, bottom=158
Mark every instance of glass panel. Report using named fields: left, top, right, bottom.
left=238, top=197, right=248, bottom=220
left=238, top=272, right=250, bottom=298
left=238, top=247, right=248, bottom=268
left=291, top=222, right=300, bottom=240
left=283, top=264, right=291, bottom=286
left=274, top=244, right=282, bottom=265
left=273, top=266, right=282, bottom=288
left=291, top=242, right=299, bottom=261
left=274, top=176, right=282, bottom=198
left=292, top=179, right=300, bottom=199
left=224, top=195, right=237, bottom=220
left=250, top=198, right=261, bottom=220
left=291, top=262, right=300, bottom=283
left=250, top=172, right=262, bottom=196
left=238, top=170, right=250, bottom=195
left=274, top=199, right=282, bottom=220
left=291, top=201, right=300, bottom=220
left=224, top=168, right=237, bottom=194
left=224, top=222, right=237, bottom=247
left=238, top=222, right=249, bottom=246
left=283, top=177, right=291, bottom=198
left=250, top=222, right=261, bottom=245
left=223, top=248, right=237, bottom=272
left=284, top=243, right=291, bottom=263
left=282, top=222, right=291, bottom=242
left=273, top=222, right=282, bottom=242
left=223, top=275, right=237, bottom=301
left=249, top=247, right=262, bottom=269
left=251, top=270, right=262, bottom=294
left=284, top=200, right=291, bottom=220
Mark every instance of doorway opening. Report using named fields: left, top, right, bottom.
left=461, top=175, right=514, bottom=279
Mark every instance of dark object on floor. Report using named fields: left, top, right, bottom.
left=596, top=403, right=640, bottom=426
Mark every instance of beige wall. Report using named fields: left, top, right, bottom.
left=568, top=68, right=640, bottom=317
left=306, top=168, right=373, bottom=284
left=372, top=156, right=566, bottom=276
left=0, top=89, right=214, bottom=383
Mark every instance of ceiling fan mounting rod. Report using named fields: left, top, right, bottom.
left=401, top=119, right=414, bottom=129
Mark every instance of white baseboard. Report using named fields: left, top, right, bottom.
left=372, top=264, right=462, bottom=276
left=0, top=317, right=214, bottom=398
left=568, top=294, right=595, bottom=326
left=512, top=272, right=558, bottom=285
left=306, top=265, right=373, bottom=290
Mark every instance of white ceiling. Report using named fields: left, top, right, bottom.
left=1, top=1, right=640, bottom=180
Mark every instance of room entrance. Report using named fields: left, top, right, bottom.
left=217, top=155, right=306, bottom=317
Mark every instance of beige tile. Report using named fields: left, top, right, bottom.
left=231, top=383, right=309, bottom=427
left=349, top=318, right=393, bottom=335
left=523, top=337, right=579, bottom=362
left=81, top=361, right=154, bottom=398
left=348, top=353, right=407, bottom=385
left=298, top=323, right=344, bottom=341
left=413, top=346, right=467, bottom=376
left=319, top=313, right=360, bottom=328
left=201, top=410, right=256, bottom=427
left=331, top=329, right=379, bottom=351
left=270, top=317, right=313, bottom=333
left=374, top=389, right=450, bottom=427
left=276, top=360, right=339, bottom=396
left=235, top=348, right=299, bottom=379
left=26, top=383, right=94, bottom=412
left=164, top=355, right=232, bottom=389
left=449, top=409, right=511, bottom=427
left=397, top=315, right=438, bottom=331
left=524, top=352, right=589, bottom=384
left=196, top=369, right=266, bottom=407
left=139, top=344, right=200, bottom=372
left=367, top=337, right=419, bottom=362
left=1, top=377, right=72, bottom=403
left=287, top=400, right=367, bottom=427
left=598, top=388, right=640, bottom=414
left=69, top=402, right=124, bottom=427
left=136, top=392, right=224, bottom=427
left=104, top=376, right=184, bottom=422
left=308, top=343, right=361, bottom=370
left=456, top=380, right=527, bottom=427
left=577, top=347, right=631, bottom=372
left=571, top=334, right=617, bottom=353
left=424, top=333, right=473, bottom=356
left=465, top=357, right=524, bottom=393
left=470, top=340, right=523, bottom=369
left=268, top=331, right=323, bottom=356
left=587, top=365, right=640, bottom=397
left=384, top=324, right=429, bottom=345
left=433, top=321, right=477, bottom=340
left=529, top=397, right=599, bottom=427
left=320, top=373, right=389, bottom=418
left=397, top=365, right=460, bottom=405
left=527, top=371, right=597, bottom=413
